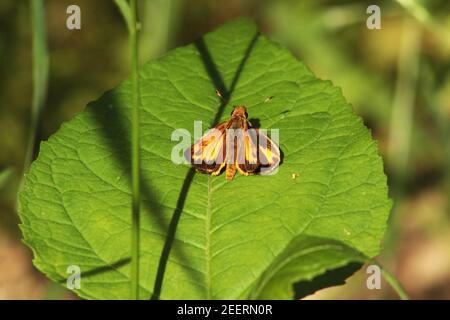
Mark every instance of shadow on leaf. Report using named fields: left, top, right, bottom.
left=294, top=262, right=363, bottom=299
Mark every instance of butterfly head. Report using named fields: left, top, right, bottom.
left=231, top=105, right=248, bottom=119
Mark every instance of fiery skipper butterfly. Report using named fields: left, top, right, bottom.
left=186, top=106, right=281, bottom=180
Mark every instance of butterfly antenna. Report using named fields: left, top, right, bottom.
left=215, top=89, right=226, bottom=101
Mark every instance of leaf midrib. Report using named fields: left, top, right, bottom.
left=205, top=175, right=213, bottom=299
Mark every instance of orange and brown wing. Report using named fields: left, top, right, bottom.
left=235, top=126, right=260, bottom=175
left=236, top=127, right=280, bottom=175
left=185, top=121, right=228, bottom=175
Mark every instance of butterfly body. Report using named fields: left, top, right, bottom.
left=188, top=106, right=280, bottom=180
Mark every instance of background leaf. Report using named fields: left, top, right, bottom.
left=18, top=18, right=391, bottom=299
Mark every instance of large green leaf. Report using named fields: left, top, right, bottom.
left=18, top=18, right=391, bottom=299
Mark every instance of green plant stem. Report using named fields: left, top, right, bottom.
left=115, top=0, right=141, bottom=300
left=114, top=0, right=132, bottom=31
left=0, top=167, right=14, bottom=189
left=387, top=18, right=422, bottom=196
left=374, top=260, right=410, bottom=300
left=385, top=18, right=422, bottom=254
left=130, top=0, right=141, bottom=300
left=24, top=0, right=48, bottom=178
left=140, top=0, right=182, bottom=60
left=396, top=0, right=449, bottom=51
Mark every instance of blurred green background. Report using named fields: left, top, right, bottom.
left=0, top=0, right=449, bottom=299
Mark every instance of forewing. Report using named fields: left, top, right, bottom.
left=186, top=122, right=227, bottom=174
